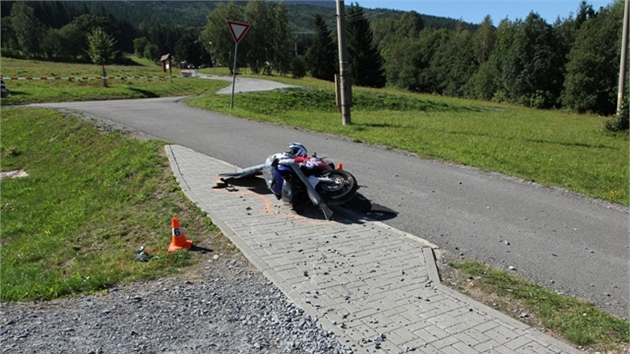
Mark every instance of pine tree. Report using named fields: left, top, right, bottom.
left=346, top=4, right=386, bottom=88
left=304, top=14, right=337, bottom=82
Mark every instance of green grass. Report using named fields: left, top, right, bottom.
left=0, top=107, right=225, bottom=301
left=448, top=259, right=630, bottom=352
left=1, top=56, right=230, bottom=104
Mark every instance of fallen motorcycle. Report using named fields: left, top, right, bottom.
left=219, top=143, right=358, bottom=219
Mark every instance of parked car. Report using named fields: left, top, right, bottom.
left=1, top=79, right=8, bottom=98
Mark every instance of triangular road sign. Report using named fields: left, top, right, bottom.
left=227, top=20, right=251, bottom=44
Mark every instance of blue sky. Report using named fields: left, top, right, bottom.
left=353, top=0, right=614, bottom=24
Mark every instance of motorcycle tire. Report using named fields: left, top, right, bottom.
left=317, top=169, right=358, bottom=205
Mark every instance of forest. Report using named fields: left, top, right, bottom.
left=0, top=0, right=627, bottom=117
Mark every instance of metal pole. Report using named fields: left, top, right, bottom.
left=231, top=43, right=239, bottom=109
left=336, top=0, right=352, bottom=125
left=617, top=0, right=629, bottom=114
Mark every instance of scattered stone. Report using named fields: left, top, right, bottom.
left=0, top=254, right=352, bottom=354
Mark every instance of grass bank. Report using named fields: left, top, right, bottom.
left=0, top=107, right=233, bottom=301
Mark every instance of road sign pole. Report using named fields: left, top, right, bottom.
left=226, top=20, right=251, bottom=109
left=231, top=42, right=239, bottom=109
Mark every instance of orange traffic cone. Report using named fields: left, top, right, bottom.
left=336, top=162, right=343, bottom=170
left=168, top=216, right=193, bottom=252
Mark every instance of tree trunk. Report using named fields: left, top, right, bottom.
left=101, top=64, right=108, bottom=87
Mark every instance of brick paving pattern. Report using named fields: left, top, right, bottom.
left=166, top=145, right=580, bottom=354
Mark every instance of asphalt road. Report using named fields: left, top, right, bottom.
left=32, top=91, right=629, bottom=320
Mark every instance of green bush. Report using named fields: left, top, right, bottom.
left=604, top=99, right=629, bottom=132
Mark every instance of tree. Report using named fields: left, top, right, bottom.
left=473, top=15, right=496, bottom=65
left=40, top=28, right=62, bottom=60
left=9, top=2, right=46, bottom=58
left=562, top=3, right=622, bottom=114
left=200, top=2, right=245, bottom=70
left=270, top=1, right=293, bottom=75
left=373, top=11, right=423, bottom=54
left=431, top=26, right=477, bottom=97
left=383, top=37, right=422, bottom=91
left=304, top=14, right=337, bottom=81
left=133, top=37, right=150, bottom=58
left=346, top=3, right=386, bottom=88
left=465, top=16, right=498, bottom=100
left=395, top=11, right=424, bottom=40
left=466, top=58, right=500, bottom=100
left=241, top=1, right=293, bottom=75
left=484, top=18, right=519, bottom=102
left=291, top=56, right=307, bottom=79
left=86, top=27, right=118, bottom=87
left=55, top=14, right=118, bottom=62
left=51, top=22, right=85, bottom=61
left=501, top=13, right=563, bottom=108
left=244, top=0, right=271, bottom=74
left=143, top=43, right=159, bottom=62
left=371, top=16, right=397, bottom=50
left=174, top=29, right=204, bottom=67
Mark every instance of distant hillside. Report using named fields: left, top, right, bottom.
left=66, top=1, right=474, bottom=34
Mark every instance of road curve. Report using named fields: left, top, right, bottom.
left=31, top=95, right=629, bottom=319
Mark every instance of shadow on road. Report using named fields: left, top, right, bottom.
left=216, top=176, right=398, bottom=223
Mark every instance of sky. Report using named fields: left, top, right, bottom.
left=352, top=0, right=615, bottom=24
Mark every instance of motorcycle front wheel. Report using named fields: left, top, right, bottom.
left=317, top=169, right=358, bottom=205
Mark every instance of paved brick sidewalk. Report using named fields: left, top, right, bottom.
left=166, top=145, right=580, bottom=354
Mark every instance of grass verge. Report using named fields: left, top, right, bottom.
left=0, top=107, right=236, bottom=301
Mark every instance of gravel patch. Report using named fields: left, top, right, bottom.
left=1, top=254, right=352, bottom=354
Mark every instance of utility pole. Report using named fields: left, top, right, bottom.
left=617, top=0, right=629, bottom=114
left=336, top=0, right=352, bottom=125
